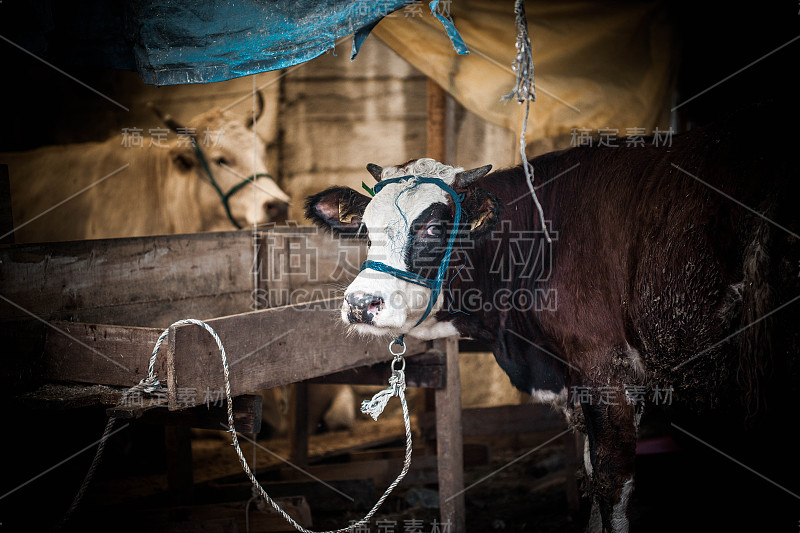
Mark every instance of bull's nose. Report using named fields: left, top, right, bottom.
left=265, top=200, right=289, bottom=223
left=345, top=292, right=384, bottom=324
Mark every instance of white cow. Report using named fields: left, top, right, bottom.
left=2, top=100, right=289, bottom=243
left=2, top=100, right=356, bottom=435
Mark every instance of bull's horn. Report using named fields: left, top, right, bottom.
left=245, top=91, right=264, bottom=128
left=454, top=165, right=492, bottom=188
left=366, top=163, right=383, bottom=182
left=147, top=101, right=185, bottom=133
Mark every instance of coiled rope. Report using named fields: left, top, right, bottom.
left=63, top=319, right=413, bottom=533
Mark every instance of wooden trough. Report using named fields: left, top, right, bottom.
left=1, top=224, right=575, bottom=532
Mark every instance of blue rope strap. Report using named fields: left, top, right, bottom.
left=360, top=175, right=463, bottom=328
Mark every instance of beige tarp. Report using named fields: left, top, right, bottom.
left=374, top=0, right=677, bottom=150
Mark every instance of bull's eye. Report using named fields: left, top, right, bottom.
left=425, top=222, right=440, bottom=237
left=214, top=156, right=231, bottom=167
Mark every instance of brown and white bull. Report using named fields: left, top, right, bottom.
left=306, top=107, right=799, bottom=531
left=2, top=97, right=289, bottom=243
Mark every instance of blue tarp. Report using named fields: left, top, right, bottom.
left=3, top=0, right=468, bottom=86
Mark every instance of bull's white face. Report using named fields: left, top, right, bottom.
left=169, top=108, right=290, bottom=228
left=306, top=158, right=498, bottom=342
left=347, top=171, right=454, bottom=338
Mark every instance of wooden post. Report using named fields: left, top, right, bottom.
left=428, top=78, right=464, bottom=531
left=434, top=337, right=465, bottom=532
left=427, top=79, right=447, bottom=163
left=288, top=382, right=309, bottom=466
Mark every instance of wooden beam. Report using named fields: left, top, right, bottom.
left=44, top=322, right=162, bottom=387
left=434, top=336, right=465, bottom=533
left=288, top=382, right=309, bottom=466
left=0, top=231, right=254, bottom=327
left=165, top=298, right=428, bottom=410
left=107, top=394, right=263, bottom=434
left=255, top=227, right=367, bottom=309
left=15, top=383, right=125, bottom=410
left=308, top=348, right=446, bottom=388
left=37, top=300, right=425, bottom=405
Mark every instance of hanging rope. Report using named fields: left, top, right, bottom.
left=503, top=0, right=551, bottom=243
left=63, top=319, right=413, bottom=533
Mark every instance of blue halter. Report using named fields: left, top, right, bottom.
left=360, top=175, right=463, bottom=329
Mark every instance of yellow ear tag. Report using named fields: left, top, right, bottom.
left=470, top=210, right=490, bottom=231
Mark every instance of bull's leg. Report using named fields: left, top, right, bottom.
left=580, top=389, right=638, bottom=533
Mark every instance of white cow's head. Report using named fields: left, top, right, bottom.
left=151, top=96, right=289, bottom=229
left=306, top=158, right=502, bottom=340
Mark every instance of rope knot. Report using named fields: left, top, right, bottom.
left=138, top=375, right=163, bottom=394
left=360, top=367, right=406, bottom=422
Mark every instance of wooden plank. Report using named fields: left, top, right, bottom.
left=36, top=301, right=425, bottom=406
left=15, top=383, right=125, bottom=410
left=166, top=298, right=428, bottom=410
left=108, top=394, right=263, bottom=434
left=256, top=227, right=367, bottom=308
left=43, top=322, right=162, bottom=387
left=0, top=230, right=254, bottom=327
left=308, top=348, right=446, bottom=388
left=434, top=336, right=465, bottom=533
left=288, top=382, right=309, bottom=466
left=0, top=164, right=13, bottom=245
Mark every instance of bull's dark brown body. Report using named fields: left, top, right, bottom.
left=439, top=103, right=799, bottom=530
left=308, top=102, right=800, bottom=531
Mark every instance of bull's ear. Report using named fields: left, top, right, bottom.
left=462, top=187, right=503, bottom=241
left=305, top=186, right=371, bottom=237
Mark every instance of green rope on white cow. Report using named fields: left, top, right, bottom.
left=189, top=138, right=269, bottom=230
left=66, top=319, right=413, bottom=533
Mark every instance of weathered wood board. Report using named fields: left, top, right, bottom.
left=255, top=226, right=367, bottom=308
left=33, top=299, right=426, bottom=409
left=0, top=230, right=255, bottom=327
left=44, top=322, right=163, bottom=386
left=166, top=298, right=428, bottom=410
left=308, top=348, right=446, bottom=388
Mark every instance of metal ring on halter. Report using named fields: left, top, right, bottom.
left=391, top=355, right=406, bottom=372
left=389, top=338, right=407, bottom=356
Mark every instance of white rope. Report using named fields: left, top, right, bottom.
left=65, top=319, right=413, bottom=533
left=503, top=0, right=551, bottom=244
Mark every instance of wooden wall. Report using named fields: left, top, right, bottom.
left=278, top=39, right=519, bottom=222
left=3, top=37, right=518, bottom=225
